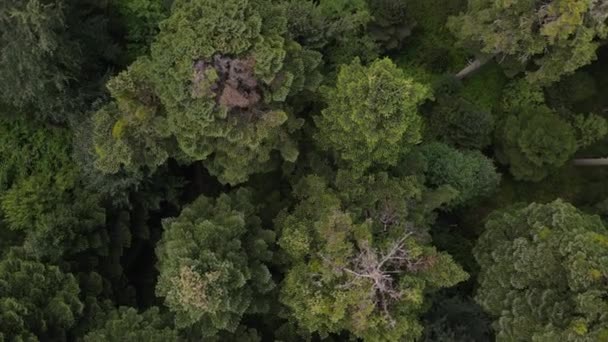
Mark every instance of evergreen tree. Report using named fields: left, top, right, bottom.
left=475, top=200, right=608, bottom=340
left=92, top=0, right=323, bottom=185
left=0, top=248, right=83, bottom=341
left=448, top=0, right=608, bottom=83
left=83, top=306, right=178, bottom=342
left=418, top=142, right=500, bottom=207
left=277, top=173, right=467, bottom=341
left=315, top=58, right=430, bottom=175
left=0, top=0, right=79, bottom=118
left=0, top=117, right=106, bottom=260
left=155, top=189, right=275, bottom=337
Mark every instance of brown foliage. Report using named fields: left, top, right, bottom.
left=191, top=54, right=261, bottom=109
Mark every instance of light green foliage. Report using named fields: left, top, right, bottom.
left=475, top=200, right=608, bottom=341
left=0, top=0, right=78, bottom=117
left=83, top=306, right=178, bottom=342
left=418, top=143, right=500, bottom=207
left=155, top=189, right=275, bottom=337
left=93, top=0, right=322, bottom=184
left=277, top=174, right=467, bottom=341
left=0, top=248, right=83, bottom=341
left=315, top=58, right=430, bottom=174
left=0, top=118, right=106, bottom=259
left=449, top=0, right=608, bottom=84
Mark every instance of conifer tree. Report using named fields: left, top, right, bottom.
left=0, top=248, right=83, bottom=341
left=92, top=0, right=323, bottom=184
left=449, top=0, right=608, bottom=83
left=155, top=189, right=275, bottom=337
left=277, top=174, right=467, bottom=341
left=315, top=58, right=430, bottom=175
left=475, top=200, right=608, bottom=341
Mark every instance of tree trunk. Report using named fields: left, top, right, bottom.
left=455, top=55, right=494, bottom=80
left=573, top=158, right=608, bottom=166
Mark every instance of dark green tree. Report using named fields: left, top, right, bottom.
left=367, top=0, right=415, bottom=51
left=155, top=189, right=275, bottom=337
left=0, top=248, right=83, bottom=341
left=315, top=58, right=430, bottom=175
left=475, top=200, right=608, bottom=340
left=0, top=0, right=79, bottom=118
left=448, top=0, right=608, bottom=84
left=83, top=306, right=178, bottom=342
left=418, top=142, right=500, bottom=207
left=277, top=174, right=467, bottom=341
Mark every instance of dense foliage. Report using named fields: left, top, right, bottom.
left=2, top=0, right=608, bottom=340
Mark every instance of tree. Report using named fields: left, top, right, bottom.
left=366, top=0, right=415, bottom=51
left=448, top=0, right=608, bottom=84
left=0, top=248, right=83, bottom=341
left=315, top=58, right=430, bottom=175
left=83, top=306, right=178, bottom=342
left=92, top=0, right=323, bottom=185
left=0, top=0, right=79, bottom=118
left=475, top=200, right=608, bottom=341
left=418, top=142, right=500, bottom=207
left=277, top=174, right=467, bottom=341
left=496, top=80, right=607, bottom=181
left=0, top=117, right=106, bottom=260
left=155, top=189, right=275, bottom=337
left=496, top=104, right=577, bottom=181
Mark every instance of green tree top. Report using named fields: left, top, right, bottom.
left=449, top=0, right=608, bottom=84
left=93, top=0, right=323, bottom=185
left=315, top=58, right=430, bottom=175
left=155, top=188, right=275, bottom=337
left=277, top=174, right=467, bottom=341
left=83, top=306, right=178, bottom=342
left=0, top=248, right=83, bottom=341
left=475, top=200, right=608, bottom=341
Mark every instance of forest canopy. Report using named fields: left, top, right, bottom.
left=2, top=0, right=608, bottom=341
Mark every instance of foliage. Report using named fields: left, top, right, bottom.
left=83, top=306, right=178, bottom=341
left=92, top=0, right=322, bottom=185
left=367, top=0, right=415, bottom=51
left=423, top=294, right=493, bottom=342
left=496, top=86, right=579, bottom=181
left=315, top=58, right=430, bottom=175
left=277, top=174, right=467, bottom=341
left=112, top=0, right=169, bottom=59
left=0, top=0, right=78, bottom=118
left=475, top=200, right=608, bottom=341
left=425, top=78, right=495, bottom=149
left=0, top=248, right=83, bottom=341
left=155, top=189, right=275, bottom=337
left=448, top=0, right=608, bottom=84
left=0, top=118, right=106, bottom=260
left=418, top=143, right=501, bottom=207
